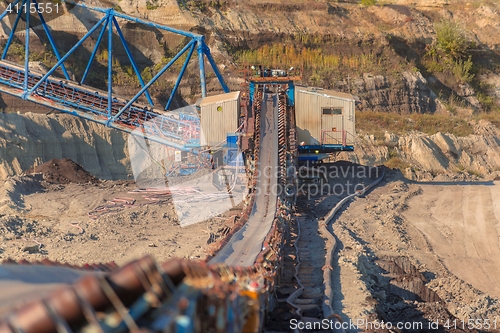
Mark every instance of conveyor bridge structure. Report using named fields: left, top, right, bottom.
left=0, top=0, right=229, bottom=153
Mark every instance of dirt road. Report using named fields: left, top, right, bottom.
left=404, top=182, right=500, bottom=299
left=331, top=172, right=500, bottom=331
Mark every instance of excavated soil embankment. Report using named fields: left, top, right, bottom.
left=0, top=112, right=131, bottom=181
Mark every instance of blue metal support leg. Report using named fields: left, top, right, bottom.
left=27, top=15, right=109, bottom=95
left=0, top=0, right=21, bottom=21
left=1, top=1, right=23, bottom=60
left=203, top=43, right=229, bottom=93
left=197, top=38, right=206, bottom=98
left=33, top=0, right=70, bottom=80
left=112, top=17, right=153, bottom=106
left=107, top=39, right=196, bottom=124
left=107, top=10, right=113, bottom=118
left=81, top=16, right=108, bottom=85
left=165, top=41, right=195, bottom=111
left=23, top=0, right=30, bottom=94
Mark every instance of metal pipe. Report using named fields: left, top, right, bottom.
left=1, top=2, right=23, bottom=60
left=203, top=43, right=229, bottom=93
left=107, top=10, right=113, bottom=118
left=81, top=16, right=108, bottom=85
left=0, top=0, right=21, bottom=21
left=33, top=0, right=70, bottom=80
left=197, top=38, right=206, bottom=98
left=107, top=39, right=195, bottom=124
left=112, top=17, right=153, bottom=106
left=165, top=41, right=195, bottom=111
left=27, top=15, right=108, bottom=96
left=23, top=0, right=30, bottom=93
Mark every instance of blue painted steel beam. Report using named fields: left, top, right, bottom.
left=197, top=38, right=206, bottom=98
left=0, top=0, right=21, bottom=21
left=107, top=10, right=113, bottom=118
left=165, top=42, right=195, bottom=111
left=112, top=17, right=153, bottom=106
left=1, top=3, right=23, bottom=60
left=2, top=0, right=228, bottom=110
left=81, top=16, right=108, bottom=84
left=23, top=0, right=29, bottom=93
left=33, top=0, right=70, bottom=80
left=202, top=43, right=229, bottom=93
left=107, top=39, right=196, bottom=124
left=297, top=154, right=331, bottom=161
left=26, top=15, right=108, bottom=96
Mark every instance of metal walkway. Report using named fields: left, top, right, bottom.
left=0, top=0, right=229, bottom=153
left=209, top=92, right=279, bottom=266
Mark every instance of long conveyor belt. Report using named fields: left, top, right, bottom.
left=209, top=92, right=279, bottom=266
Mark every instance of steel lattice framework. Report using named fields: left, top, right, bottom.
left=0, top=0, right=229, bottom=152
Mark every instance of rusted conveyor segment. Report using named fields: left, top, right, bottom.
left=209, top=92, right=279, bottom=267
left=0, top=257, right=263, bottom=333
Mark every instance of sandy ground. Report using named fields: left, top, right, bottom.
left=3, top=163, right=500, bottom=332
left=0, top=176, right=238, bottom=266
left=331, top=171, right=500, bottom=332
left=404, top=182, right=500, bottom=300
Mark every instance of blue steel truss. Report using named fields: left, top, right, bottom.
left=0, top=0, right=230, bottom=153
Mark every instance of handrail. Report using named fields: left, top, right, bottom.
left=321, top=130, right=347, bottom=146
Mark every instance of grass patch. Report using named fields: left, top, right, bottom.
left=236, top=41, right=407, bottom=88
left=146, top=0, right=159, bottom=10
left=477, top=111, right=500, bottom=128
left=238, top=44, right=379, bottom=71
left=356, top=111, right=474, bottom=138
left=361, top=0, right=377, bottom=5
left=384, top=157, right=410, bottom=171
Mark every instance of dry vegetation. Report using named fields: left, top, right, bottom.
left=356, top=111, right=474, bottom=139
left=236, top=38, right=406, bottom=87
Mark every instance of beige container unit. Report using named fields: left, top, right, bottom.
left=295, top=86, right=356, bottom=146
left=199, top=91, right=241, bottom=147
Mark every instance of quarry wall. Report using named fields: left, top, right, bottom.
left=0, top=113, right=131, bottom=181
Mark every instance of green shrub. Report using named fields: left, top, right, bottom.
left=361, top=0, right=376, bottom=5
left=451, top=56, right=474, bottom=83
left=477, top=92, right=495, bottom=111
left=435, top=20, right=470, bottom=60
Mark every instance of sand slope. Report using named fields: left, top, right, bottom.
left=0, top=113, right=131, bottom=180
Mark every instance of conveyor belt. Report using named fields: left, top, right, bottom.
left=209, top=92, right=279, bottom=266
